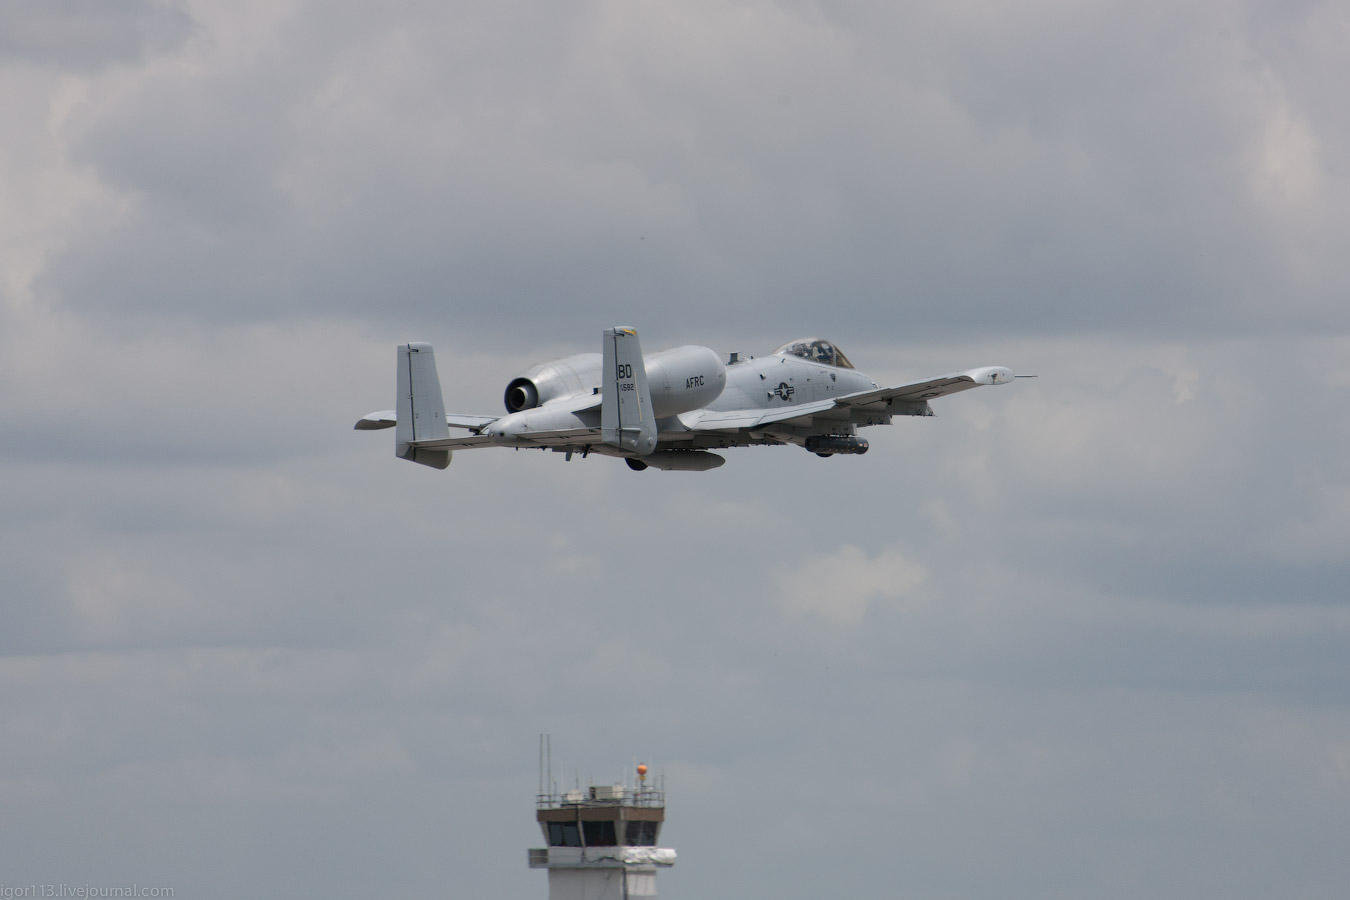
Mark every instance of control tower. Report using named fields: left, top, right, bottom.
left=528, top=759, right=676, bottom=900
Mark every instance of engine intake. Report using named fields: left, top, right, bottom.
left=504, top=379, right=539, bottom=412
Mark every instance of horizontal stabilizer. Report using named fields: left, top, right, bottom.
left=353, top=410, right=496, bottom=432
left=355, top=410, right=396, bottom=430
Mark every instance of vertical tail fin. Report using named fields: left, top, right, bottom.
left=601, top=327, right=657, bottom=456
left=395, top=342, right=452, bottom=469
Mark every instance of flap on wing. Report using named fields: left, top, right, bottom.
left=685, top=399, right=838, bottom=431
left=410, top=427, right=602, bottom=452
left=405, top=434, right=501, bottom=451
left=837, top=367, right=1013, bottom=408
left=514, top=428, right=601, bottom=446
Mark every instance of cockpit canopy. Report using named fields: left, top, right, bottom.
left=773, top=338, right=854, bottom=369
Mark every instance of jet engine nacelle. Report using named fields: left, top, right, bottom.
left=502, top=345, right=725, bottom=417
left=503, top=352, right=602, bottom=412
left=643, top=345, right=725, bottom=417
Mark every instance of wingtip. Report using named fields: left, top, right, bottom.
left=965, top=366, right=1016, bottom=385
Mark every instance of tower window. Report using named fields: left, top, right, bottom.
left=548, top=822, right=582, bottom=847
left=625, top=821, right=659, bottom=846
left=582, top=820, right=617, bottom=846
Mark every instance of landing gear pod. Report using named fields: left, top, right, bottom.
left=626, top=451, right=726, bottom=472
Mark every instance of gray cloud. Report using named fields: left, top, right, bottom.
left=0, top=0, right=193, bottom=70
left=26, top=1, right=1347, bottom=343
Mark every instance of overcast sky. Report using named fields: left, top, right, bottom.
left=2, top=2, right=1348, bottom=898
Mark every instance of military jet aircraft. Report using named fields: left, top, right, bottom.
left=355, top=327, right=1025, bottom=471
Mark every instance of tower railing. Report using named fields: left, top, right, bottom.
left=535, top=787, right=665, bottom=809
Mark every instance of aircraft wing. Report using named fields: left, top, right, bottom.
left=680, top=367, right=1014, bottom=437
left=503, top=428, right=602, bottom=447
left=835, top=366, right=1015, bottom=410
left=683, top=399, right=839, bottom=432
